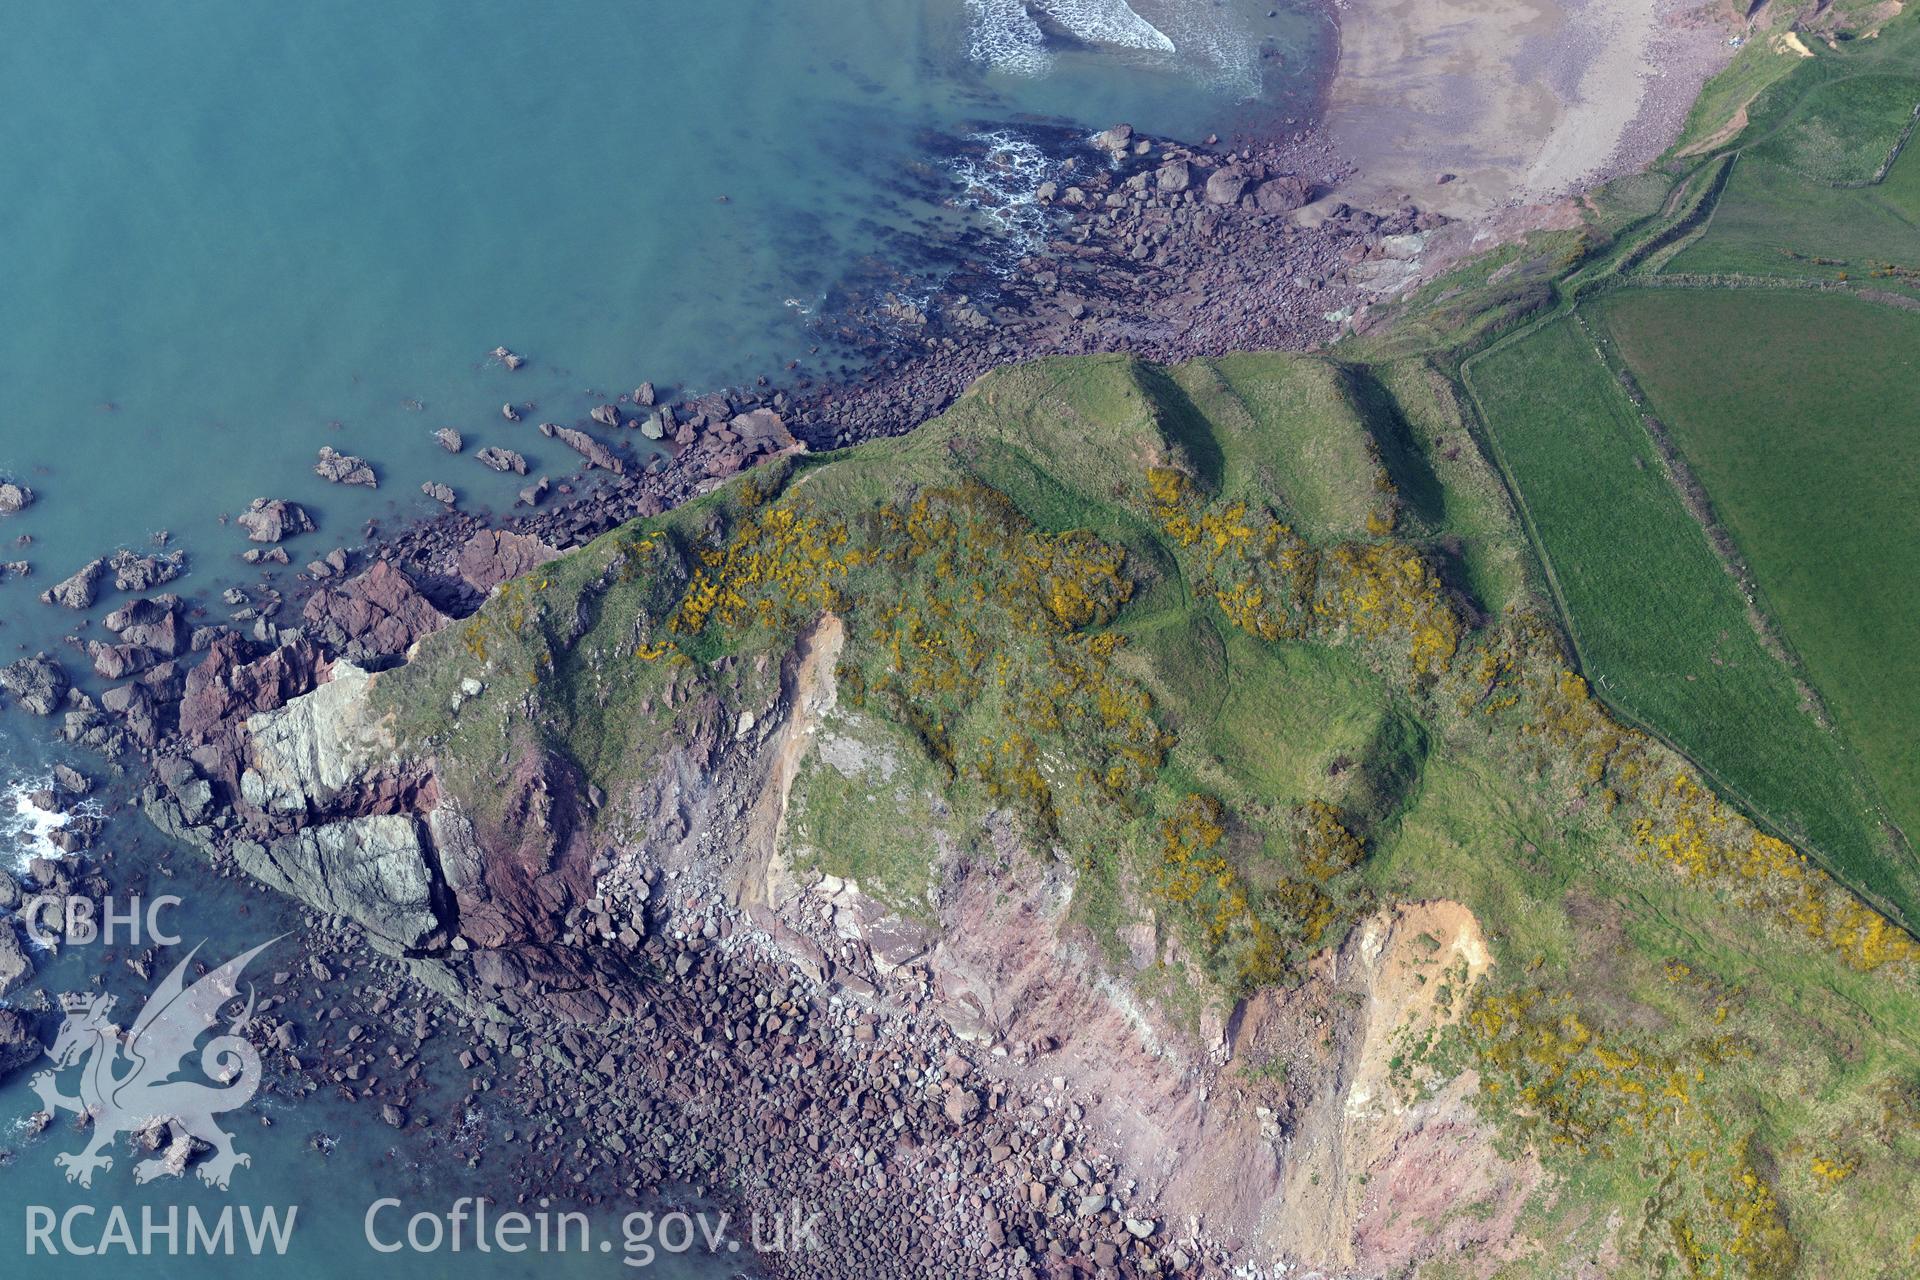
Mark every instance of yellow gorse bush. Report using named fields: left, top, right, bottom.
left=1146, top=463, right=1459, bottom=677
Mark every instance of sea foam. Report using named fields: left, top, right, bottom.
left=967, top=0, right=1261, bottom=99
left=968, top=0, right=1174, bottom=76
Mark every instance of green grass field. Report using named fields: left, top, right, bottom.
left=1595, top=288, right=1920, bottom=855
left=1463, top=313, right=1918, bottom=920
left=1663, top=143, right=1920, bottom=281
left=1747, top=73, right=1920, bottom=182
left=1663, top=51, right=1920, bottom=284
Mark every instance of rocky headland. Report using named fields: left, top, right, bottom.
left=0, top=6, right=1768, bottom=1269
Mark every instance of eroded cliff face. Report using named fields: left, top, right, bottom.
left=141, top=594, right=1538, bottom=1276
left=720, top=620, right=1537, bottom=1276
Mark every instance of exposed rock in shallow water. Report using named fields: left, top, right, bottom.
left=314, top=446, right=378, bottom=488
left=0, top=482, right=34, bottom=515
left=109, top=547, right=185, bottom=592
left=39, top=557, right=106, bottom=608
left=475, top=446, right=528, bottom=475
left=539, top=424, right=623, bottom=475
left=237, top=498, right=315, bottom=544
left=0, top=653, right=69, bottom=716
left=420, top=481, right=456, bottom=507
left=89, top=595, right=187, bottom=677
left=0, top=923, right=32, bottom=997
left=434, top=428, right=463, bottom=453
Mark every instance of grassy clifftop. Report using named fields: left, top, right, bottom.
left=373, top=347, right=1920, bottom=1276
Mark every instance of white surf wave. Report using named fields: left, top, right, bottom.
left=965, top=0, right=1260, bottom=100
left=949, top=129, right=1058, bottom=260
left=2, top=775, right=87, bottom=874
left=966, top=0, right=1055, bottom=77
left=1038, top=0, right=1176, bottom=53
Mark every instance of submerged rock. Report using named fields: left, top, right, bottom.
left=0, top=1008, right=40, bottom=1083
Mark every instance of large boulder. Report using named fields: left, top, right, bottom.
left=539, top=424, right=624, bottom=475
left=475, top=446, right=528, bottom=475
left=301, top=560, right=448, bottom=661
left=0, top=653, right=69, bottom=716
left=237, top=661, right=395, bottom=819
left=729, top=409, right=796, bottom=453
left=1204, top=166, right=1250, bottom=206
left=0, top=924, right=32, bottom=998
left=1253, top=175, right=1313, bottom=215
left=235, top=815, right=441, bottom=952
left=313, top=446, right=378, bottom=488
left=237, top=498, right=315, bottom=544
left=110, top=548, right=186, bottom=592
left=39, top=557, right=107, bottom=609
left=0, top=482, right=35, bottom=515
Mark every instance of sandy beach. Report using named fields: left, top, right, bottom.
left=1326, top=0, right=1741, bottom=215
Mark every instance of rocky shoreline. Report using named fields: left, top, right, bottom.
left=1, top=112, right=1454, bottom=1279
left=364, top=118, right=1444, bottom=579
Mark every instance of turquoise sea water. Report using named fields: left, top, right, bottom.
left=0, top=0, right=1326, bottom=1273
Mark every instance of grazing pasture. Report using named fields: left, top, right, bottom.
left=1595, top=287, right=1920, bottom=857
left=1464, top=312, right=1916, bottom=920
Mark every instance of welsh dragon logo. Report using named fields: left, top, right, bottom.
left=30, top=938, right=278, bottom=1190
